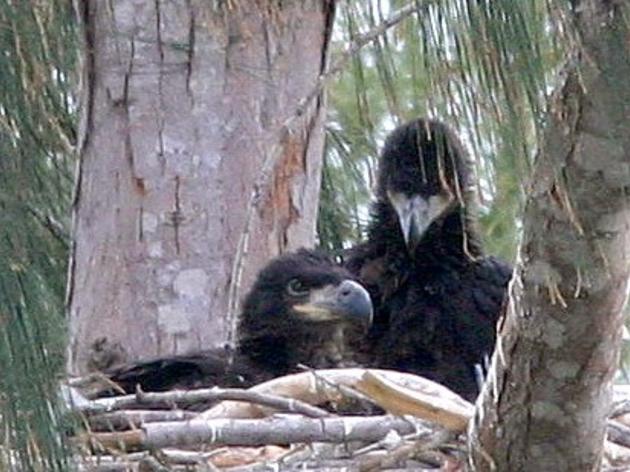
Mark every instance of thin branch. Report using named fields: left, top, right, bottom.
left=297, top=363, right=377, bottom=405
left=77, top=452, right=149, bottom=471
left=138, top=455, right=173, bottom=472
left=201, top=368, right=470, bottom=425
left=82, top=415, right=430, bottom=450
left=358, top=429, right=454, bottom=472
left=608, top=420, right=630, bottom=449
left=88, top=410, right=197, bottom=431
left=357, top=370, right=473, bottom=432
left=74, top=386, right=329, bottom=419
left=612, top=399, right=630, bottom=419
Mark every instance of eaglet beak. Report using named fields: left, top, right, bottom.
left=293, top=280, right=373, bottom=328
left=388, top=191, right=454, bottom=253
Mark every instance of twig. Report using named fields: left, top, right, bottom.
left=223, top=444, right=311, bottom=472
left=89, top=410, right=197, bottom=431
left=608, top=420, right=630, bottom=449
left=82, top=415, right=428, bottom=450
left=67, top=373, right=127, bottom=399
left=297, top=363, right=378, bottom=406
left=612, top=400, right=630, bottom=419
left=76, top=452, right=149, bottom=471
left=135, top=388, right=331, bottom=419
left=156, top=448, right=222, bottom=465
left=138, top=455, right=173, bottom=471
left=201, top=368, right=465, bottom=421
left=225, top=0, right=424, bottom=353
left=352, top=430, right=425, bottom=458
left=75, top=386, right=329, bottom=418
left=358, top=428, right=453, bottom=471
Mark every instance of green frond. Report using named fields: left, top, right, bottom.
left=0, top=0, right=76, bottom=469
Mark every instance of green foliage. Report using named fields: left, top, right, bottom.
left=0, top=0, right=76, bottom=469
left=317, top=125, right=375, bottom=253
left=319, top=0, right=567, bottom=261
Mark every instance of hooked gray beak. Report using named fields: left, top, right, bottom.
left=293, top=280, right=373, bottom=328
left=388, top=191, right=454, bottom=253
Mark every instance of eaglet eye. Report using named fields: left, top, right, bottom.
left=286, top=278, right=309, bottom=297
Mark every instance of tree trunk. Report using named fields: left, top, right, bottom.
left=67, top=0, right=335, bottom=374
left=469, top=2, right=630, bottom=470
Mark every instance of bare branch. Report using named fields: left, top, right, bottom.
left=74, top=386, right=329, bottom=418
left=82, top=415, right=431, bottom=450
left=357, top=371, right=473, bottom=432
left=202, top=368, right=471, bottom=431
left=357, top=429, right=454, bottom=472
left=608, top=420, right=630, bottom=449
left=88, top=410, right=197, bottom=431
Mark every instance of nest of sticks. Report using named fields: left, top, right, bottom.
left=67, top=369, right=630, bottom=471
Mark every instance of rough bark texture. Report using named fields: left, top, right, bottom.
left=469, top=2, right=630, bottom=470
left=67, top=0, right=335, bottom=374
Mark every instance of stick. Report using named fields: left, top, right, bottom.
left=357, top=370, right=473, bottom=432
left=201, top=368, right=472, bottom=431
left=83, top=415, right=429, bottom=450
left=89, top=410, right=197, bottom=431
left=357, top=429, right=453, bottom=471
left=608, top=420, right=630, bottom=449
left=76, top=386, right=329, bottom=418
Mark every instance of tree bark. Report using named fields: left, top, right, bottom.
left=67, top=0, right=335, bottom=374
left=469, top=2, right=630, bottom=470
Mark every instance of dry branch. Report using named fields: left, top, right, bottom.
left=89, top=410, right=196, bottom=431
left=74, top=369, right=630, bottom=470
left=357, top=370, right=472, bottom=432
left=82, top=415, right=430, bottom=450
left=356, top=429, right=454, bottom=471
left=75, top=386, right=329, bottom=418
left=169, top=445, right=287, bottom=468
left=612, top=400, right=630, bottom=420
left=608, top=420, right=630, bottom=449
left=201, top=368, right=471, bottom=430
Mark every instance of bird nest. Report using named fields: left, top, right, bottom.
left=67, top=369, right=630, bottom=471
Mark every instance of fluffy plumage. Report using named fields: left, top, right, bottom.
left=104, top=249, right=372, bottom=394
left=345, top=118, right=512, bottom=400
